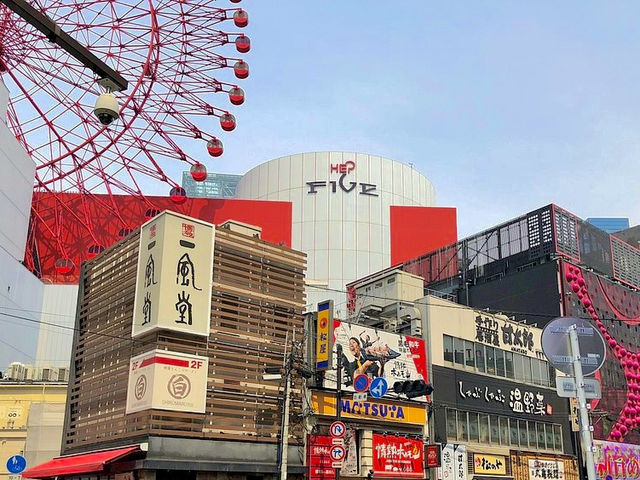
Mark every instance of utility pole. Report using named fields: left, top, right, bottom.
left=335, top=343, right=342, bottom=480
left=569, top=325, right=596, bottom=480
left=279, top=330, right=291, bottom=480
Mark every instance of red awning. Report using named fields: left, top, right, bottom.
left=22, top=446, right=141, bottom=478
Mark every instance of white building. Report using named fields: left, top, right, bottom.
left=235, top=152, right=437, bottom=313
left=0, top=79, right=76, bottom=373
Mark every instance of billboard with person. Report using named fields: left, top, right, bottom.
left=324, top=320, right=428, bottom=400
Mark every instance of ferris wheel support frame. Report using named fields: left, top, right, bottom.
left=0, top=0, right=128, bottom=91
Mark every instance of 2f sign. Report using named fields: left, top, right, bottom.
left=190, top=360, right=204, bottom=369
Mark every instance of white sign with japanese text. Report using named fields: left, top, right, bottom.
left=458, top=381, right=549, bottom=416
left=132, top=211, right=214, bottom=338
left=439, top=444, right=466, bottom=480
left=454, top=445, right=467, bottom=480
left=528, top=459, right=564, bottom=480
left=125, top=349, right=208, bottom=414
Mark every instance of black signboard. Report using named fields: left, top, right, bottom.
left=432, top=365, right=569, bottom=420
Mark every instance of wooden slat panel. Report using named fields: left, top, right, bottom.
left=64, top=224, right=306, bottom=453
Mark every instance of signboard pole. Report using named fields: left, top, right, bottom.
left=335, top=343, right=342, bottom=480
left=569, top=325, right=596, bottom=480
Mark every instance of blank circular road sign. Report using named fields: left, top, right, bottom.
left=541, top=316, right=606, bottom=377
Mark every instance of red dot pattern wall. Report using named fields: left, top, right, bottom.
left=562, top=260, right=640, bottom=444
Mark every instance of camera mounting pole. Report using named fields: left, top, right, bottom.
left=0, top=0, right=128, bottom=92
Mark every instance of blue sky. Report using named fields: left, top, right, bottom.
left=202, top=1, right=639, bottom=236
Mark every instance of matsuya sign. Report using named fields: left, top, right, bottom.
left=306, top=161, right=378, bottom=196
left=132, top=211, right=214, bottom=338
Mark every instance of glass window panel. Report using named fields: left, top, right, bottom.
left=464, top=340, right=475, bottom=368
left=454, top=337, right=465, bottom=365
left=486, top=346, right=496, bottom=375
left=524, top=356, right=532, bottom=384
left=514, top=354, right=525, bottom=382
left=505, top=352, right=515, bottom=379
left=443, top=335, right=453, bottom=363
left=531, top=358, right=541, bottom=385
left=446, top=409, right=457, bottom=440
left=500, top=227, right=510, bottom=257
left=536, top=422, right=546, bottom=449
left=468, top=412, right=479, bottom=442
left=490, top=415, right=500, bottom=444
left=499, top=417, right=509, bottom=446
left=549, top=365, right=556, bottom=387
left=495, top=349, right=505, bottom=377
left=479, top=414, right=490, bottom=443
left=554, top=425, right=563, bottom=451
left=475, top=343, right=486, bottom=373
left=519, top=420, right=528, bottom=447
left=457, top=411, right=468, bottom=442
left=528, top=420, right=537, bottom=447
left=509, top=418, right=518, bottom=446
left=546, top=423, right=555, bottom=450
left=540, top=360, right=550, bottom=387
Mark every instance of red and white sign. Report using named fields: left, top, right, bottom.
left=373, top=434, right=424, bottom=478
left=307, top=435, right=335, bottom=480
left=330, top=421, right=346, bottom=438
left=330, top=446, right=346, bottom=462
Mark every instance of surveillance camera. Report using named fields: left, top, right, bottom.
left=94, top=92, right=119, bottom=126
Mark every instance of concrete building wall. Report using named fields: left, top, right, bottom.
left=0, top=79, right=44, bottom=372
left=35, top=285, right=78, bottom=368
left=23, top=403, right=65, bottom=468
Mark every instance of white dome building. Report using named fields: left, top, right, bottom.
left=235, top=152, right=437, bottom=314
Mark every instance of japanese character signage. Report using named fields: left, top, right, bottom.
left=475, top=314, right=537, bottom=356
left=440, top=444, right=466, bottom=480
left=458, top=379, right=549, bottom=416
left=306, top=161, right=378, bottom=196
left=425, top=444, right=441, bottom=468
left=372, top=434, right=424, bottom=478
left=125, top=349, right=208, bottom=414
left=325, top=320, right=428, bottom=400
left=593, top=440, right=640, bottom=480
left=473, top=454, right=507, bottom=475
left=132, top=211, right=214, bottom=338
left=316, top=300, right=334, bottom=371
left=528, top=459, right=564, bottom=480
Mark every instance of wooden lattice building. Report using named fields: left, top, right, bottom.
left=26, top=213, right=306, bottom=480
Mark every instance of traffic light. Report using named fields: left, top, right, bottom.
left=393, top=380, right=434, bottom=399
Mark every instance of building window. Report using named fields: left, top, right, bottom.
left=489, top=414, right=500, bottom=444
left=553, top=424, right=563, bottom=452
left=536, top=422, right=546, bottom=449
left=486, top=346, right=496, bottom=375
left=457, top=411, right=468, bottom=441
left=479, top=414, right=490, bottom=443
left=499, top=416, right=510, bottom=446
left=505, top=351, right=515, bottom=379
left=475, top=343, right=486, bottom=373
left=444, top=335, right=453, bottom=363
left=495, top=348, right=505, bottom=377
left=454, top=337, right=465, bottom=365
left=519, top=420, right=529, bottom=447
left=446, top=408, right=457, bottom=440
left=509, top=418, right=519, bottom=446
left=523, top=356, right=533, bottom=384
left=468, top=412, right=479, bottom=442
left=514, top=354, right=525, bottom=382
left=464, top=340, right=475, bottom=368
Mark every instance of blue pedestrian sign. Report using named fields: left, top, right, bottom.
left=369, top=377, right=388, bottom=398
left=6, top=455, right=26, bottom=474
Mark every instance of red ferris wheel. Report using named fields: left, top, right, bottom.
left=0, top=0, right=250, bottom=277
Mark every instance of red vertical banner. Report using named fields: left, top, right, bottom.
left=307, top=435, right=335, bottom=480
left=425, top=444, right=441, bottom=468
left=372, top=434, right=424, bottom=478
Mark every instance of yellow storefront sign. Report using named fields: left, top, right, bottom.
left=474, top=454, right=507, bottom=475
left=315, top=301, right=333, bottom=371
left=311, top=391, right=426, bottom=425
